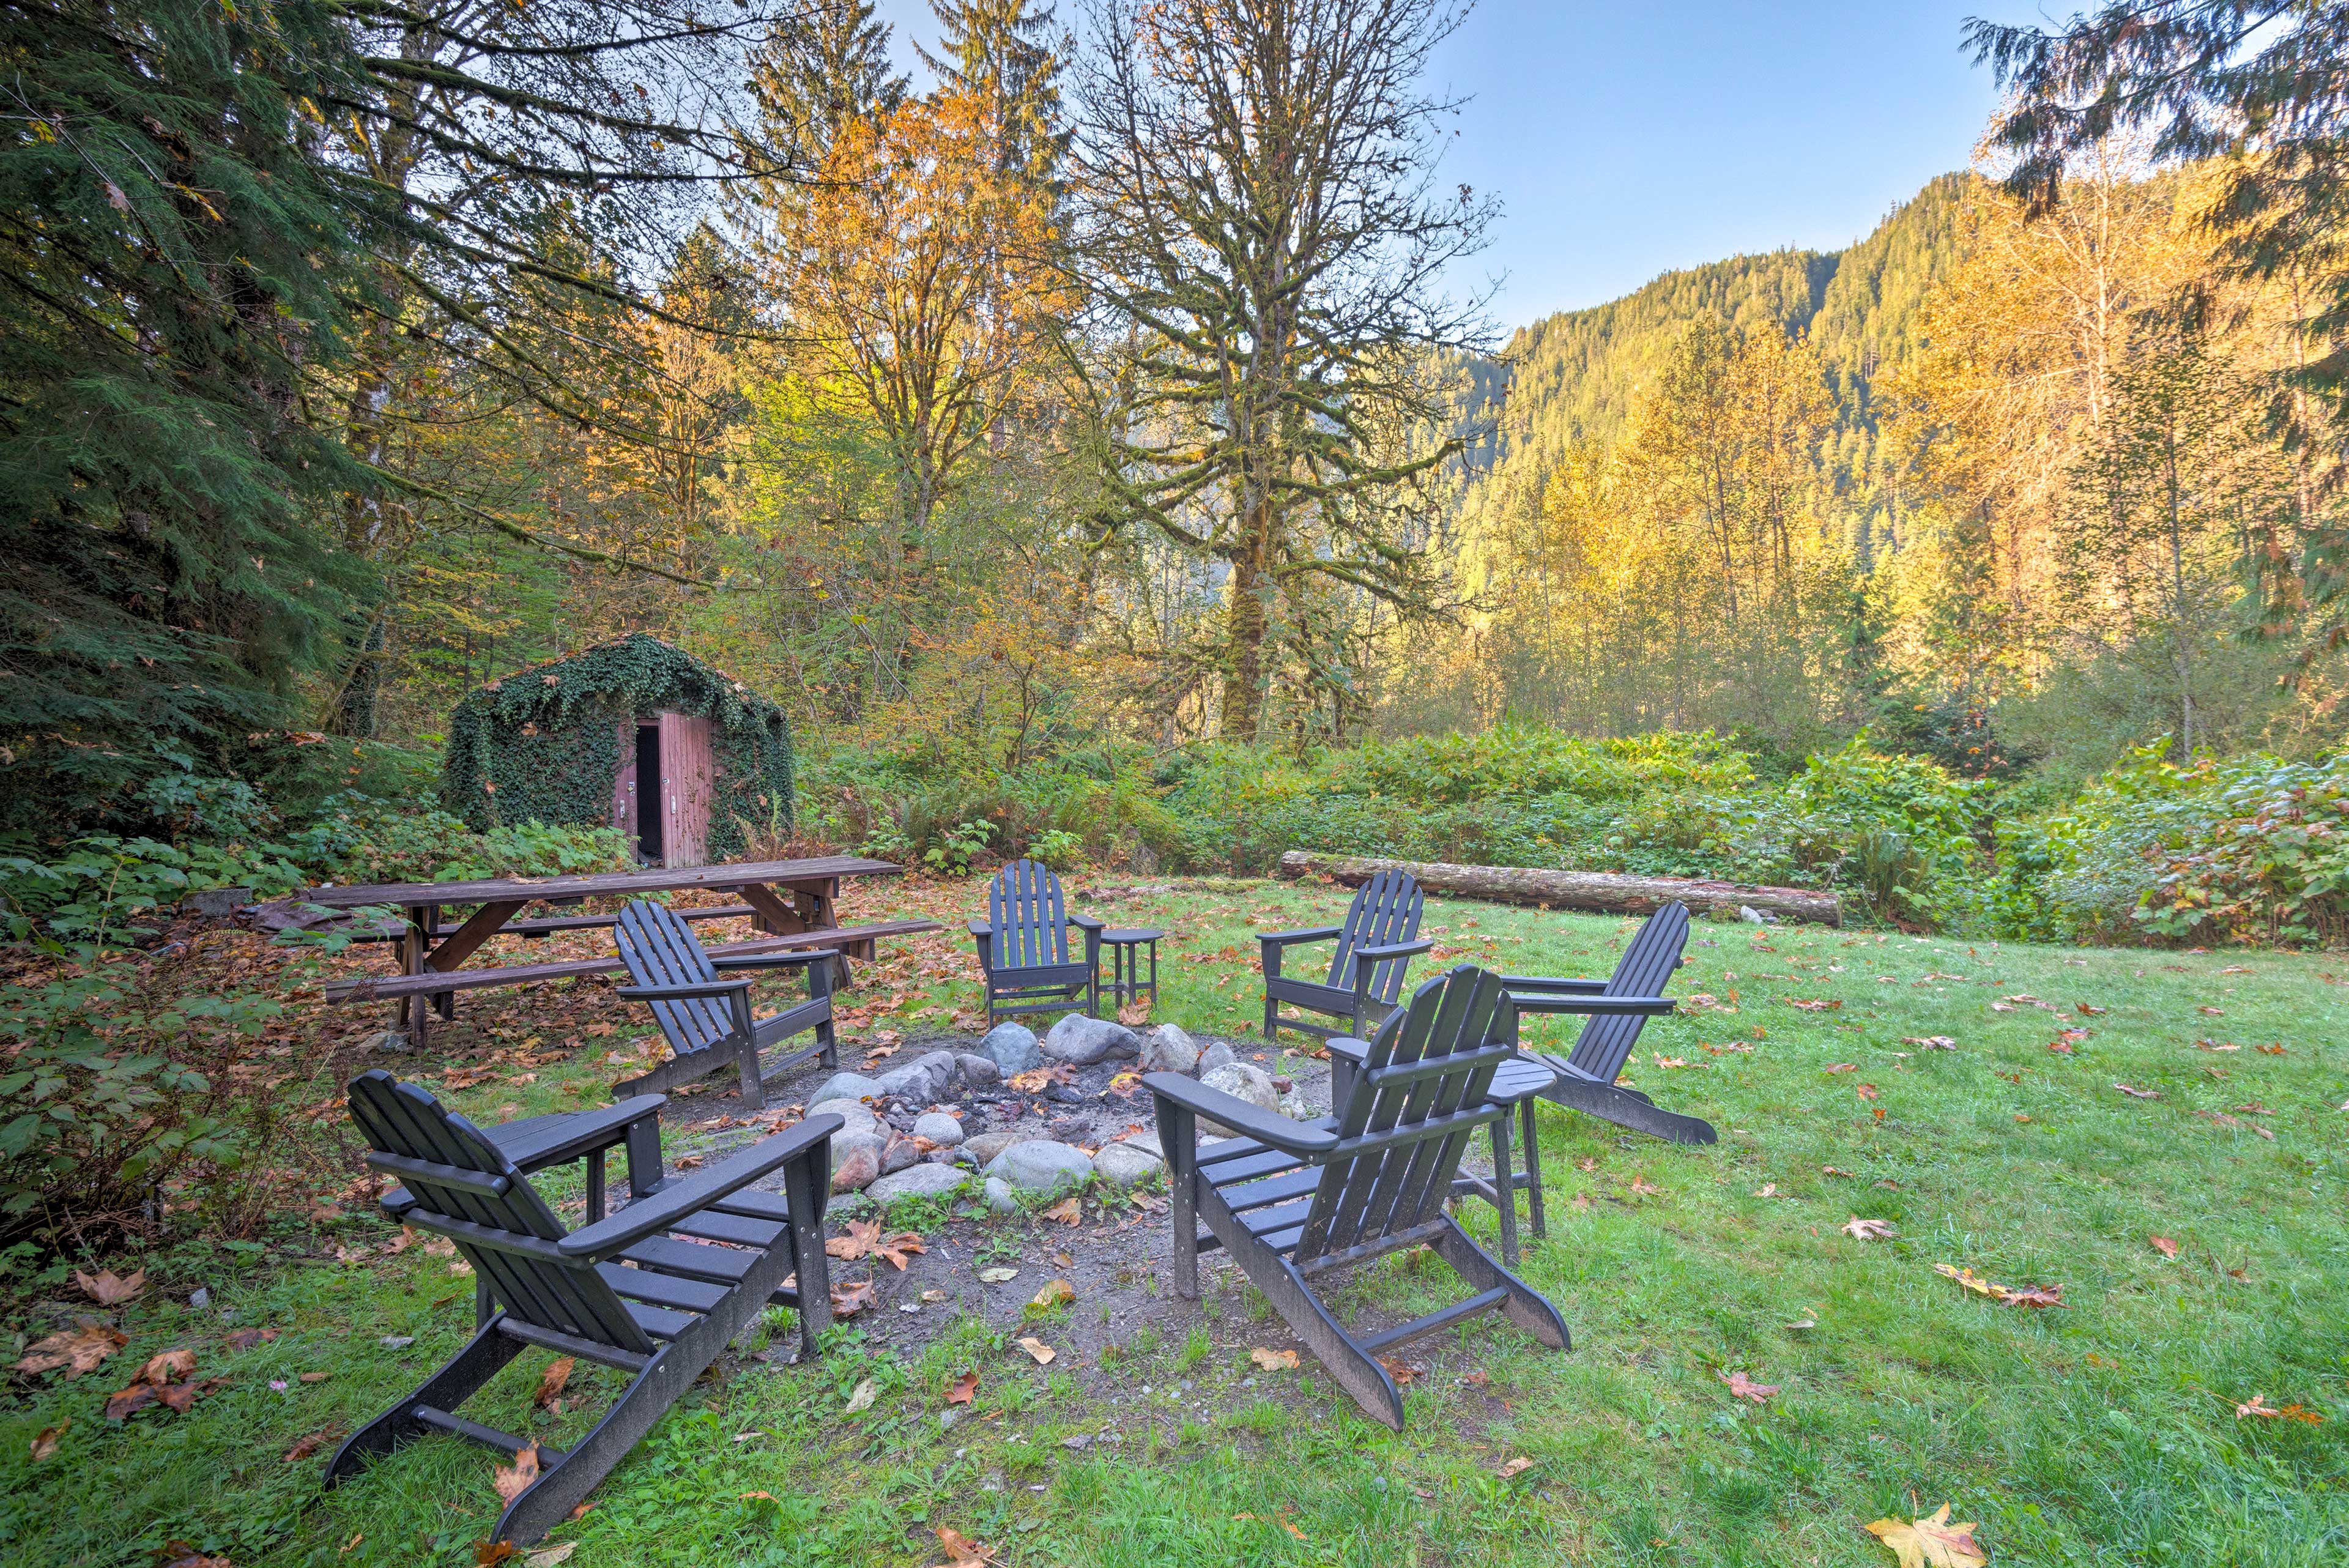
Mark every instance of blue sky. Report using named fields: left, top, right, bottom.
left=874, top=1, right=2046, bottom=328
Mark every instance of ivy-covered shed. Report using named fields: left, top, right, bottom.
left=441, top=634, right=793, bottom=867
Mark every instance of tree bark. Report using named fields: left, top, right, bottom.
left=1278, top=850, right=1841, bottom=926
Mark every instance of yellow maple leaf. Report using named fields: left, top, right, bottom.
left=1866, top=1504, right=1987, bottom=1568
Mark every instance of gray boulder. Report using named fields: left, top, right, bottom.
left=879, top=1133, right=922, bottom=1175
left=978, top=1022, right=1041, bottom=1076
left=983, top=1139, right=1094, bottom=1193
left=1118, top=1127, right=1164, bottom=1161
left=913, top=1112, right=965, bottom=1146
left=1092, top=1140, right=1162, bottom=1186
left=811, top=1071, right=885, bottom=1108
left=963, top=1130, right=1023, bottom=1166
left=876, top=1053, right=954, bottom=1104
left=868, top=1163, right=973, bottom=1202
left=1041, top=1013, right=1139, bottom=1066
left=1197, top=1063, right=1279, bottom=1138
left=983, top=1176, right=1020, bottom=1215
left=1196, top=1041, right=1238, bottom=1076
left=956, top=1052, right=1002, bottom=1089
left=807, top=1098, right=881, bottom=1139
left=1137, top=1024, right=1201, bottom=1076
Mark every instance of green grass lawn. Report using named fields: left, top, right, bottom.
left=5, top=879, right=2347, bottom=1566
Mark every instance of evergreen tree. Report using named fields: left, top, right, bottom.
left=752, top=0, right=908, bottom=165
left=0, top=0, right=368, bottom=828
left=916, top=0, right=1066, bottom=178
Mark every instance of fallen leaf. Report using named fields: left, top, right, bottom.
left=74, top=1269, right=146, bottom=1307
left=300, top=1370, right=330, bottom=1384
left=1855, top=1083, right=1880, bottom=1101
left=936, top=1526, right=990, bottom=1568
left=1901, top=1036, right=1958, bottom=1050
left=2257, top=1043, right=2286, bottom=1055
left=1575, top=1156, right=1599, bottom=1172
left=2196, top=1038, right=2240, bottom=1052
left=2113, top=1081, right=2161, bottom=1098
left=2235, top=1394, right=2324, bottom=1423
left=2150, top=1235, right=2178, bottom=1258
left=533, top=1357, right=574, bottom=1410
left=976, top=1266, right=1020, bottom=1284
left=1249, top=1347, right=1300, bottom=1371
left=284, top=1427, right=337, bottom=1462
left=1934, top=1261, right=2066, bottom=1308
left=1826, top=1063, right=1859, bottom=1073
left=1015, top=1336, right=1056, bottom=1365
left=826, top=1218, right=885, bottom=1261
left=829, top=1277, right=875, bottom=1316
left=1006, top=1068, right=1054, bottom=1093
left=2199, top=1006, right=2224, bottom=1016
left=2076, top=1002, right=2108, bottom=1015
left=1630, top=1176, right=1663, bottom=1197
left=524, top=1545, right=577, bottom=1568
left=944, top=1371, right=978, bottom=1405
left=1378, top=1357, right=1420, bottom=1386
left=1117, top=999, right=1152, bottom=1027
left=1788, top=998, right=1840, bottom=1012
left=1497, top=1455, right=1535, bottom=1477
left=1866, top=1503, right=1987, bottom=1568
left=1720, top=1370, right=1779, bottom=1403
left=1753, top=1183, right=1779, bottom=1198
left=30, top=1424, right=64, bottom=1462
left=491, top=1444, right=541, bottom=1504
left=2219, top=965, right=2252, bottom=975
left=1822, top=1165, right=1854, bottom=1178
left=1029, top=1278, right=1075, bottom=1309
left=1041, top=1196, right=1083, bottom=1226
left=1842, top=1216, right=1894, bottom=1241
left=14, top=1321, right=127, bottom=1379
left=1784, top=1317, right=1818, bottom=1330
left=843, top=1377, right=877, bottom=1414
left=672, top=1155, right=703, bottom=1170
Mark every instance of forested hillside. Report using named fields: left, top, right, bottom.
left=1453, top=171, right=1975, bottom=551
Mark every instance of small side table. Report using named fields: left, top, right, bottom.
left=1449, top=1055, right=1557, bottom=1265
left=1099, top=927, right=1162, bottom=1014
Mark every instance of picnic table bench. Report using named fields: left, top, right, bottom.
left=297, top=856, right=936, bottom=1044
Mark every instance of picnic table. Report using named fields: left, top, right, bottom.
left=299, top=856, right=935, bottom=1042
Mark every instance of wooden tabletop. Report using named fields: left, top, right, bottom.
left=297, top=856, right=903, bottom=910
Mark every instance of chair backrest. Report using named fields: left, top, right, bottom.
left=1564, top=901, right=1690, bottom=1084
left=616, top=899, right=731, bottom=1054
left=1291, top=964, right=1512, bottom=1267
left=985, top=859, right=1069, bottom=970
left=346, top=1070, right=657, bottom=1355
left=1324, top=868, right=1424, bottom=1002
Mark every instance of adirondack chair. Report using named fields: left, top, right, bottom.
left=1260, top=868, right=1432, bottom=1046
left=326, top=1071, right=841, bottom=1547
left=612, top=899, right=837, bottom=1109
left=1505, top=901, right=1711, bottom=1143
left=968, top=859, right=1102, bottom=1025
left=1147, top=964, right=1570, bottom=1428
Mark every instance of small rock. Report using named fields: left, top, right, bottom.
left=956, top=1052, right=1002, bottom=1088
left=880, top=1133, right=922, bottom=1175
left=1091, top=1140, right=1163, bottom=1186
left=979, top=1022, right=1041, bottom=1076
left=1738, top=905, right=1772, bottom=925
left=829, top=1133, right=882, bottom=1192
left=1138, top=1024, right=1201, bottom=1075
left=867, top=1163, right=974, bottom=1202
left=984, top=1139, right=1095, bottom=1192
left=1196, top=1041, right=1238, bottom=1075
left=1041, top=1013, right=1139, bottom=1066
left=811, top=1071, right=886, bottom=1107
left=984, top=1176, right=1020, bottom=1215
left=188, top=1288, right=211, bottom=1310
left=1121, top=1128, right=1165, bottom=1161
left=940, top=1408, right=962, bottom=1433
left=1278, top=1089, right=1318, bottom=1122
left=1061, top=1434, right=1091, bottom=1450
left=913, top=1112, right=965, bottom=1146
left=366, top=1030, right=415, bottom=1055
left=1197, top=1063, right=1279, bottom=1137
left=875, top=1061, right=946, bottom=1102
left=964, top=1130, right=1024, bottom=1165
left=378, top=1334, right=414, bottom=1350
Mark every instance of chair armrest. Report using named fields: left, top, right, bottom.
left=615, top=978, right=753, bottom=1003
left=710, top=949, right=839, bottom=971
left=1350, top=938, right=1433, bottom=977
left=1324, top=1036, right=1370, bottom=1069
left=1144, top=1072, right=1338, bottom=1157
left=1502, top=975, right=1607, bottom=995
left=1519, top=995, right=1676, bottom=1016
left=967, top=920, right=995, bottom=938
left=379, top=1096, right=666, bottom=1219
left=558, top=1114, right=843, bottom=1259
left=1259, top=926, right=1343, bottom=948
left=1067, top=911, right=1104, bottom=931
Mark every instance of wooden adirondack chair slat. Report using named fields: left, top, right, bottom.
left=1508, top=901, right=1713, bottom=1145
left=327, top=1071, right=839, bottom=1547
left=1152, top=964, right=1568, bottom=1429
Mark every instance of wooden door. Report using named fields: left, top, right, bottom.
left=610, top=719, right=638, bottom=847
left=658, top=712, right=714, bottom=867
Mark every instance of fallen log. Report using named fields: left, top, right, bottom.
left=1277, top=850, right=1840, bottom=926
